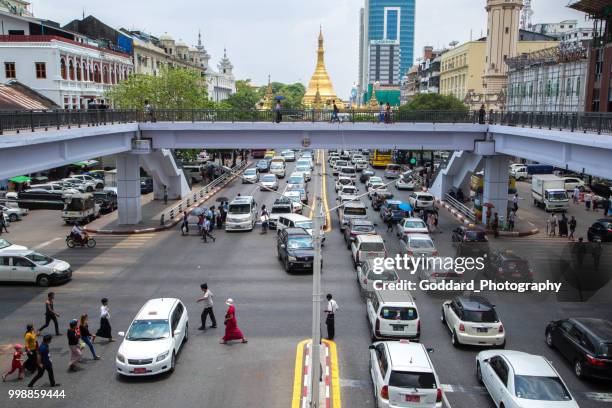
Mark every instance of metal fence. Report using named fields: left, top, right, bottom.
left=443, top=193, right=476, bottom=223
left=161, top=161, right=248, bottom=225
left=1, top=109, right=612, bottom=135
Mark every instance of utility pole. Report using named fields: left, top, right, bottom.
left=310, top=195, right=322, bottom=408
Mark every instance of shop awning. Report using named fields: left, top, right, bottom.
left=9, top=175, right=31, bottom=183
left=72, top=160, right=99, bottom=168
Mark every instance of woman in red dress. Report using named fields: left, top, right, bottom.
left=220, top=299, right=247, bottom=344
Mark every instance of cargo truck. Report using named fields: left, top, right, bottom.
left=532, top=175, right=569, bottom=212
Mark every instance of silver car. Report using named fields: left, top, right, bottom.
left=399, top=233, right=438, bottom=258
left=260, top=174, right=279, bottom=191
left=0, top=204, right=28, bottom=222
left=242, top=168, right=259, bottom=184
left=356, top=260, right=400, bottom=294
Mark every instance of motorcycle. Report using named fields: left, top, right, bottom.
left=66, top=234, right=96, bottom=248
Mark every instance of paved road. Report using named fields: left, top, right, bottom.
left=0, top=151, right=610, bottom=408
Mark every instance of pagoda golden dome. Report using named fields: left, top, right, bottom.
left=302, top=27, right=340, bottom=109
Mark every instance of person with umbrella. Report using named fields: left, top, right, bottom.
left=399, top=202, right=413, bottom=218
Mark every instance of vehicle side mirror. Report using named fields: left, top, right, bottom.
left=368, top=345, right=375, bottom=350
left=373, top=223, right=378, bottom=227
left=118, top=331, right=125, bottom=337
left=426, top=348, right=434, bottom=353
left=173, top=329, right=181, bottom=336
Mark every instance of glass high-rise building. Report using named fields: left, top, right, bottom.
left=359, top=0, right=415, bottom=98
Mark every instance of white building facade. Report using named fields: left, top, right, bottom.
left=206, top=49, right=235, bottom=102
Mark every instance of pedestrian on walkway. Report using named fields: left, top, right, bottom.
left=558, top=213, right=568, bottom=237
left=512, top=194, right=519, bottom=214
left=23, top=324, right=38, bottom=374
left=573, top=186, right=580, bottom=204
left=591, top=192, right=598, bottom=213
left=38, top=292, right=60, bottom=336
left=491, top=213, right=500, bottom=238
left=197, top=213, right=204, bottom=235
left=27, top=334, right=59, bottom=388
left=0, top=214, right=8, bottom=234
left=220, top=299, right=247, bottom=344
left=604, top=197, right=611, bottom=217
left=507, top=210, right=515, bottom=232
left=274, top=100, right=282, bottom=124
left=584, top=191, right=592, bottom=211
left=427, top=212, right=436, bottom=233
left=330, top=100, right=340, bottom=123
left=78, top=315, right=99, bottom=360
left=197, top=283, right=217, bottom=330
left=260, top=205, right=269, bottom=234
left=95, top=298, right=114, bottom=343
left=67, top=320, right=81, bottom=372
left=547, top=213, right=558, bottom=237
left=324, top=294, right=339, bottom=340
left=163, top=185, right=168, bottom=205
left=478, top=104, right=486, bottom=124
left=209, top=206, right=216, bottom=232
left=569, top=216, right=577, bottom=240
left=201, top=218, right=215, bottom=242
left=181, top=211, right=189, bottom=236
left=384, top=102, right=392, bottom=124
left=2, top=344, right=24, bottom=381
left=216, top=206, right=224, bottom=229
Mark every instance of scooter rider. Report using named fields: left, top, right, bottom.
left=70, top=223, right=88, bottom=244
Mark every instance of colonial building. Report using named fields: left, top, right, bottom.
left=400, top=65, right=418, bottom=105
left=506, top=44, right=588, bottom=112
left=416, top=46, right=444, bottom=94
left=206, top=48, right=236, bottom=102
left=0, top=11, right=133, bottom=109
left=302, top=28, right=340, bottom=108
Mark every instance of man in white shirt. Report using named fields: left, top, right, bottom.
left=324, top=293, right=339, bottom=340
left=196, top=283, right=217, bottom=330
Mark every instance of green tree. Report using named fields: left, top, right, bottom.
left=399, top=93, right=467, bottom=112
left=255, top=81, right=306, bottom=110
left=107, top=67, right=213, bottom=109
left=224, top=79, right=260, bottom=110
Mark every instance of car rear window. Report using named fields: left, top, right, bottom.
left=417, top=195, right=434, bottom=201
left=389, top=371, right=436, bottom=389
left=341, top=168, right=356, bottom=174
left=345, top=207, right=367, bottom=216
left=271, top=206, right=291, bottom=214
left=381, top=307, right=418, bottom=321
left=367, top=269, right=398, bottom=281
left=514, top=375, right=572, bottom=401
left=353, top=225, right=374, bottom=233
left=463, top=309, right=498, bottom=323
left=465, top=231, right=487, bottom=241
left=502, top=260, right=529, bottom=271
left=386, top=165, right=401, bottom=171
left=410, top=239, right=434, bottom=249
left=360, top=242, right=384, bottom=251
left=405, top=220, right=426, bottom=229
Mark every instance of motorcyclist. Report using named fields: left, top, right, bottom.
left=70, top=223, right=88, bottom=244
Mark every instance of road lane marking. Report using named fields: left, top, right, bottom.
left=293, top=339, right=310, bottom=408
left=322, top=339, right=341, bottom=408
left=33, top=237, right=61, bottom=250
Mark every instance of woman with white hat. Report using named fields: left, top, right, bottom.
left=220, top=298, right=247, bottom=344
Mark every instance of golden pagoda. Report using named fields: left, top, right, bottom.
left=302, top=27, right=340, bottom=109
left=259, top=75, right=275, bottom=110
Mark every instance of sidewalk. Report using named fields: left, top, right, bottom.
left=85, top=169, right=244, bottom=234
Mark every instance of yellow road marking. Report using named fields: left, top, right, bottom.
left=292, top=339, right=310, bottom=408
left=323, top=339, right=342, bottom=408
left=320, top=150, right=332, bottom=232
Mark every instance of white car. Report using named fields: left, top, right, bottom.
left=351, top=234, right=386, bottom=267
left=351, top=154, right=364, bottom=164
left=295, top=165, right=311, bottom=181
left=296, top=158, right=313, bottom=171
left=399, top=234, right=438, bottom=258
left=269, top=162, right=286, bottom=179
left=355, top=159, right=369, bottom=171
left=63, top=177, right=96, bottom=192
left=0, top=239, right=27, bottom=252
left=70, top=174, right=104, bottom=190
left=283, top=191, right=303, bottom=213
left=260, top=174, right=279, bottom=191
left=242, top=168, right=259, bottom=184
left=287, top=172, right=306, bottom=187
left=0, top=204, right=28, bottom=222
left=441, top=296, right=505, bottom=347
left=370, top=340, right=443, bottom=408
left=366, top=176, right=384, bottom=189
left=0, top=248, right=72, bottom=286
left=281, top=150, right=296, bottom=162
left=396, top=173, right=419, bottom=191
left=562, top=177, right=585, bottom=192
left=476, top=350, right=579, bottom=408
left=408, top=191, right=435, bottom=210
left=116, top=298, right=188, bottom=376
left=396, top=218, right=428, bottom=237
left=357, top=260, right=399, bottom=294
left=339, top=185, right=358, bottom=197
left=335, top=176, right=354, bottom=192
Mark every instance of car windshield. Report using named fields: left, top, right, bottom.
left=244, top=169, right=257, bottom=176
left=294, top=220, right=313, bottom=230
left=345, top=207, right=367, bottom=216
left=25, top=252, right=53, bottom=265
left=387, top=203, right=401, bottom=211
left=271, top=206, right=291, bottom=214
left=370, top=177, right=382, bottom=183
left=380, top=307, right=418, bottom=321
left=462, top=309, right=498, bottom=323
left=92, top=192, right=108, bottom=199
left=270, top=163, right=284, bottom=169
left=297, top=166, right=309, bottom=172
left=341, top=168, right=356, bottom=174
left=0, top=239, right=11, bottom=249
left=464, top=231, right=487, bottom=242
left=257, top=161, right=267, bottom=166
left=289, top=177, right=302, bottom=184
left=336, top=161, right=347, bottom=167
left=343, top=187, right=357, bottom=193
left=514, top=375, right=572, bottom=401
left=417, top=195, right=434, bottom=201
left=126, top=319, right=170, bottom=341
left=228, top=204, right=251, bottom=214
left=548, top=191, right=568, bottom=201
left=353, top=224, right=374, bottom=233
left=410, top=239, right=434, bottom=249
left=390, top=371, right=436, bottom=389
left=262, top=175, right=276, bottom=182
left=360, top=242, right=384, bottom=251
left=405, top=220, right=426, bottom=229
left=502, top=260, right=529, bottom=271
left=287, top=236, right=313, bottom=249
left=367, top=268, right=398, bottom=281
left=386, top=165, right=401, bottom=171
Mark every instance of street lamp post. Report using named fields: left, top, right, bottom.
left=310, top=195, right=323, bottom=408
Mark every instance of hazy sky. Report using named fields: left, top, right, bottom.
left=30, top=0, right=587, bottom=98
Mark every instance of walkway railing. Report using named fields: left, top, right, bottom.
left=1, top=109, right=612, bottom=135
left=443, top=193, right=476, bottom=223
left=161, top=161, right=248, bottom=225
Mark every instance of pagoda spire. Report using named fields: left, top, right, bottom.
left=302, top=26, right=340, bottom=109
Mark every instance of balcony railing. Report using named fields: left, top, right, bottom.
left=0, top=109, right=611, bottom=135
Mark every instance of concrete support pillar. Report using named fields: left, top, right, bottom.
left=482, top=155, right=510, bottom=225
left=116, top=153, right=142, bottom=225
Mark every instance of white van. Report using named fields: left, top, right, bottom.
left=276, top=213, right=325, bottom=242
left=367, top=290, right=420, bottom=341
left=269, top=161, right=286, bottom=179
left=225, top=196, right=258, bottom=231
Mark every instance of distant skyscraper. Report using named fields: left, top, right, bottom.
left=358, top=0, right=415, bottom=100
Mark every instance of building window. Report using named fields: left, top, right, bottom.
left=5, top=62, right=16, bottom=78
left=35, top=62, right=46, bottom=79
left=576, top=77, right=580, bottom=96
left=505, top=27, right=509, bottom=34
left=76, top=63, right=81, bottom=81
left=68, top=60, right=75, bottom=80
left=60, top=59, right=67, bottom=79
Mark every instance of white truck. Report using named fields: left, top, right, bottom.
left=531, top=175, right=569, bottom=212
left=62, top=193, right=101, bottom=224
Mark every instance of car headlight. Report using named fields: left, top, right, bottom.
left=156, top=351, right=170, bottom=362
left=117, top=353, right=125, bottom=363
left=288, top=256, right=297, bottom=262
left=52, top=268, right=60, bottom=274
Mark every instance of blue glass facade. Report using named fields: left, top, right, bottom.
left=368, top=0, right=415, bottom=77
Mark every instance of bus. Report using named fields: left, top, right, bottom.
left=369, top=149, right=393, bottom=168
left=250, top=149, right=266, bottom=159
